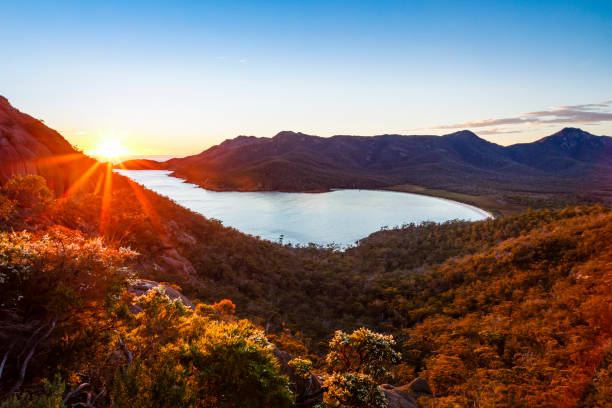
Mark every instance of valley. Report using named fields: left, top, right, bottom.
left=3, top=1, right=611, bottom=406
left=1, top=96, right=611, bottom=407
left=120, top=128, right=612, bottom=216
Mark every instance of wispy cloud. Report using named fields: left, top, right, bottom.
left=476, top=127, right=522, bottom=135
left=430, top=100, right=612, bottom=130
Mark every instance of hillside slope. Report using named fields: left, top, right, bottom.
left=0, top=96, right=95, bottom=194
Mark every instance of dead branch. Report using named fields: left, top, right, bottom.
left=71, top=387, right=105, bottom=408
left=15, top=321, right=44, bottom=364
left=9, top=318, right=57, bottom=395
left=91, top=387, right=106, bottom=405
left=62, top=382, right=90, bottom=405
left=116, top=334, right=132, bottom=373
left=0, top=341, right=15, bottom=380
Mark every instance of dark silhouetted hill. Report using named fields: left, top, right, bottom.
left=155, top=128, right=612, bottom=203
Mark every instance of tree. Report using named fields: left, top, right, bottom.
left=1, top=175, right=53, bottom=226
left=0, top=194, right=16, bottom=225
left=317, top=328, right=401, bottom=408
left=326, top=328, right=401, bottom=382
left=319, top=373, right=387, bottom=408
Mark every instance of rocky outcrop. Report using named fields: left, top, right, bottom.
left=406, top=377, right=433, bottom=397
left=0, top=96, right=94, bottom=194
left=128, top=279, right=195, bottom=312
left=158, top=246, right=198, bottom=279
left=382, top=384, right=419, bottom=408
left=381, top=377, right=433, bottom=408
left=273, top=348, right=324, bottom=408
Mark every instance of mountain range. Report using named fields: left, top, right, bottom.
left=121, top=128, right=612, bottom=207
left=3, top=93, right=610, bottom=212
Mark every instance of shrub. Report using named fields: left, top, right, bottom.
left=111, top=289, right=294, bottom=408
left=326, top=328, right=400, bottom=382
left=319, top=373, right=386, bottom=408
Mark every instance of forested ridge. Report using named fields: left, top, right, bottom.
left=0, top=172, right=610, bottom=407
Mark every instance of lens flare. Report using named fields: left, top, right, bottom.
left=90, top=138, right=129, bottom=161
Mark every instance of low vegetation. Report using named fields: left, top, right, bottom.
left=1, top=174, right=611, bottom=407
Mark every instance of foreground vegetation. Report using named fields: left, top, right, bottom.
left=1, top=174, right=611, bottom=407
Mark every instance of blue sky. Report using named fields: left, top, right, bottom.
left=1, top=0, right=611, bottom=154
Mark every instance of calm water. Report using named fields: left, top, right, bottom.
left=116, top=170, right=491, bottom=247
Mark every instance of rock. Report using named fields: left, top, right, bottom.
left=160, top=248, right=197, bottom=277
left=128, top=279, right=195, bottom=312
left=381, top=384, right=419, bottom=408
left=272, top=348, right=323, bottom=408
left=382, top=378, right=433, bottom=408
left=407, top=377, right=433, bottom=396
left=273, top=348, right=293, bottom=370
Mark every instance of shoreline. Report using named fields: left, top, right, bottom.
left=116, top=169, right=494, bottom=221
left=159, top=170, right=499, bottom=217
left=427, top=195, right=494, bottom=219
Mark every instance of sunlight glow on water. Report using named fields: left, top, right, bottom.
left=116, top=170, right=491, bottom=247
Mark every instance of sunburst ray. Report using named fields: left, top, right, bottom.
left=61, top=161, right=102, bottom=198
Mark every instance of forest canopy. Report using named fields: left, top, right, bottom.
left=0, top=174, right=611, bottom=407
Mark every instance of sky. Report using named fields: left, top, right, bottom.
left=1, top=0, right=611, bottom=155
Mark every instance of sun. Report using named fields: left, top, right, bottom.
left=90, top=138, right=129, bottom=161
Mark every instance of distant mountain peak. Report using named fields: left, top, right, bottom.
left=442, top=130, right=489, bottom=144
left=225, top=135, right=259, bottom=144
left=273, top=130, right=310, bottom=138
left=444, top=130, right=480, bottom=139
left=552, top=127, right=594, bottom=138
left=272, top=131, right=320, bottom=143
left=212, top=135, right=262, bottom=151
left=506, top=127, right=612, bottom=166
left=537, top=128, right=601, bottom=149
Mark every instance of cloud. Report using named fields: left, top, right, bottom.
left=476, top=127, right=523, bottom=135
left=430, top=99, right=612, bottom=130
left=432, top=117, right=524, bottom=129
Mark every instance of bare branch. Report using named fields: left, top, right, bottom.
left=116, top=334, right=133, bottom=373
left=15, top=322, right=44, bottom=364
left=62, top=382, right=90, bottom=405
left=0, top=341, right=15, bottom=380
left=91, top=387, right=106, bottom=405
left=9, top=318, right=57, bottom=394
